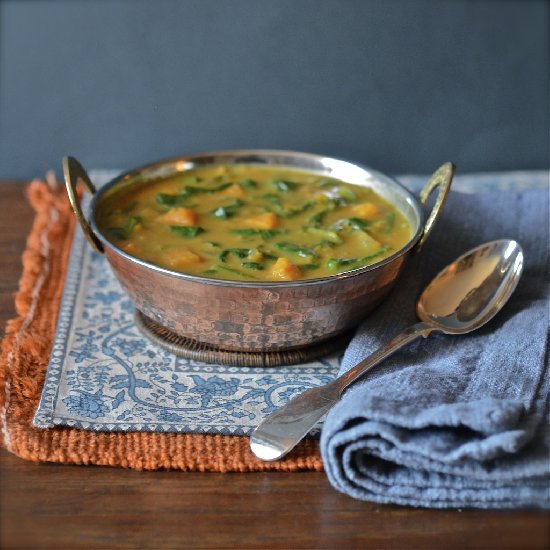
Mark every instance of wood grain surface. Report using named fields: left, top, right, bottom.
left=0, top=182, right=548, bottom=550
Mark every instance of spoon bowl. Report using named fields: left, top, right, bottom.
left=417, top=239, right=524, bottom=334
left=250, top=239, right=524, bottom=461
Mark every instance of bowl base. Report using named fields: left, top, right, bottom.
left=134, top=310, right=350, bottom=367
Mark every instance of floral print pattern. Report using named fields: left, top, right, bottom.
left=34, top=226, right=340, bottom=435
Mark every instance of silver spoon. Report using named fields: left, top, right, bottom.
left=250, top=239, right=524, bottom=461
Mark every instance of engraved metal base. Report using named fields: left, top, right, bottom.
left=134, top=310, right=350, bottom=367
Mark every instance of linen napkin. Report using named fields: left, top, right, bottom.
left=320, top=185, right=549, bottom=509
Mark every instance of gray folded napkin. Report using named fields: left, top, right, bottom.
left=320, top=183, right=549, bottom=509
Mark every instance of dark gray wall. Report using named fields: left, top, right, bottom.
left=0, top=0, right=548, bottom=179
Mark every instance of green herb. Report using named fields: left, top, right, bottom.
left=262, top=193, right=282, bottom=205
left=384, top=212, right=395, bottom=233
left=241, top=262, right=264, bottom=270
left=309, top=209, right=330, bottom=227
left=326, top=246, right=391, bottom=270
left=313, top=239, right=338, bottom=250
left=156, top=182, right=232, bottom=208
left=211, top=199, right=244, bottom=219
left=348, top=217, right=370, bottom=231
left=326, top=257, right=358, bottom=270
left=241, top=179, right=257, bottom=189
left=107, top=216, right=141, bottom=240
left=270, top=179, right=298, bottom=192
left=230, top=228, right=285, bottom=240
left=274, top=241, right=318, bottom=259
left=256, top=245, right=278, bottom=261
left=218, top=248, right=255, bottom=262
left=336, top=186, right=357, bottom=203
left=316, top=183, right=357, bottom=203
left=216, top=264, right=260, bottom=280
left=285, top=201, right=315, bottom=218
left=261, top=193, right=314, bottom=218
left=126, top=216, right=140, bottom=233
left=205, top=241, right=221, bottom=248
left=156, top=193, right=188, bottom=207
left=333, top=217, right=370, bottom=232
left=259, top=229, right=284, bottom=240
left=183, top=182, right=232, bottom=195
left=169, top=226, right=205, bottom=238
left=274, top=201, right=315, bottom=218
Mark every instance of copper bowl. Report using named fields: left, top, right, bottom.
left=64, top=150, right=454, bottom=352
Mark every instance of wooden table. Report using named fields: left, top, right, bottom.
left=0, top=182, right=548, bottom=549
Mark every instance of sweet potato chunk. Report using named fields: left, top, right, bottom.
left=164, top=249, right=202, bottom=270
left=243, top=212, right=280, bottom=229
left=221, top=184, right=245, bottom=199
left=157, top=207, right=198, bottom=226
left=351, top=202, right=380, bottom=219
left=271, top=257, right=302, bottom=281
left=121, top=241, right=141, bottom=255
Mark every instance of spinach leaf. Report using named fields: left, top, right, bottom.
left=170, top=226, right=205, bottom=238
left=313, top=239, right=338, bottom=251
left=183, top=182, right=232, bottom=195
left=325, top=257, right=360, bottom=270
left=261, top=193, right=314, bottom=218
left=157, top=182, right=233, bottom=208
left=270, top=179, right=298, bottom=192
left=384, top=212, right=395, bottom=233
left=241, top=179, right=258, bottom=189
left=216, top=264, right=260, bottom=280
left=316, top=183, right=357, bottom=204
left=309, top=209, right=330, bottom=227
left=336, top=185, right=357, bottom=203
left=274, top=241, right=318, bottom=259
left=211, top=199, right=244, bottom=219
left=108, top=216, right=141, bottom=240
left=241, top=262, right=264, bottom=271
left=156, top=193, right=188, bottom=207
left=273, top=201, right=315, bottom=218
left=326, top=246, right=391, bottom=270
left=259, top=229, right=285, bottom=240
left=262, top=193, right=282, bottom=205
left=230, top=228, right=285, bottom=240
left=218, top=248, right=255, bottom=262
left=332, top=217, right=370, bottom=232
left=256, top=246, right=278, bottom=261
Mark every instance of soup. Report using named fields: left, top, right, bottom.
left=97, top=165, right=412, bottom=281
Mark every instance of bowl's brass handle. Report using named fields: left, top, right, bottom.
left=416, top=162, right=455, bottom=252
left=63, top=156, right=104, bottom=253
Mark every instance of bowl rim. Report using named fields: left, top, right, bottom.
left=89, top=149, right=424, bottom=288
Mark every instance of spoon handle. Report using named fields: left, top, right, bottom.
left=250, top=322, right=433, bottom=461
left=336, top=322, right=433, bottom=392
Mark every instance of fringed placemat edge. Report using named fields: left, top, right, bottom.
left=0, top=179, right=323, bottom=472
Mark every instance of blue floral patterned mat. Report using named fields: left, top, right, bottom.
left=33, top=170, right=549, bottom=435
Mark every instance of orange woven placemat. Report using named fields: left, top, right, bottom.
left=0, top=180, right=322, bottom=471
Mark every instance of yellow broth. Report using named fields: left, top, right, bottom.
left=96, top=165, right=412, bottom=281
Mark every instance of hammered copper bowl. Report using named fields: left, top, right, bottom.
left=63, top=150, right=454, bottom=352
